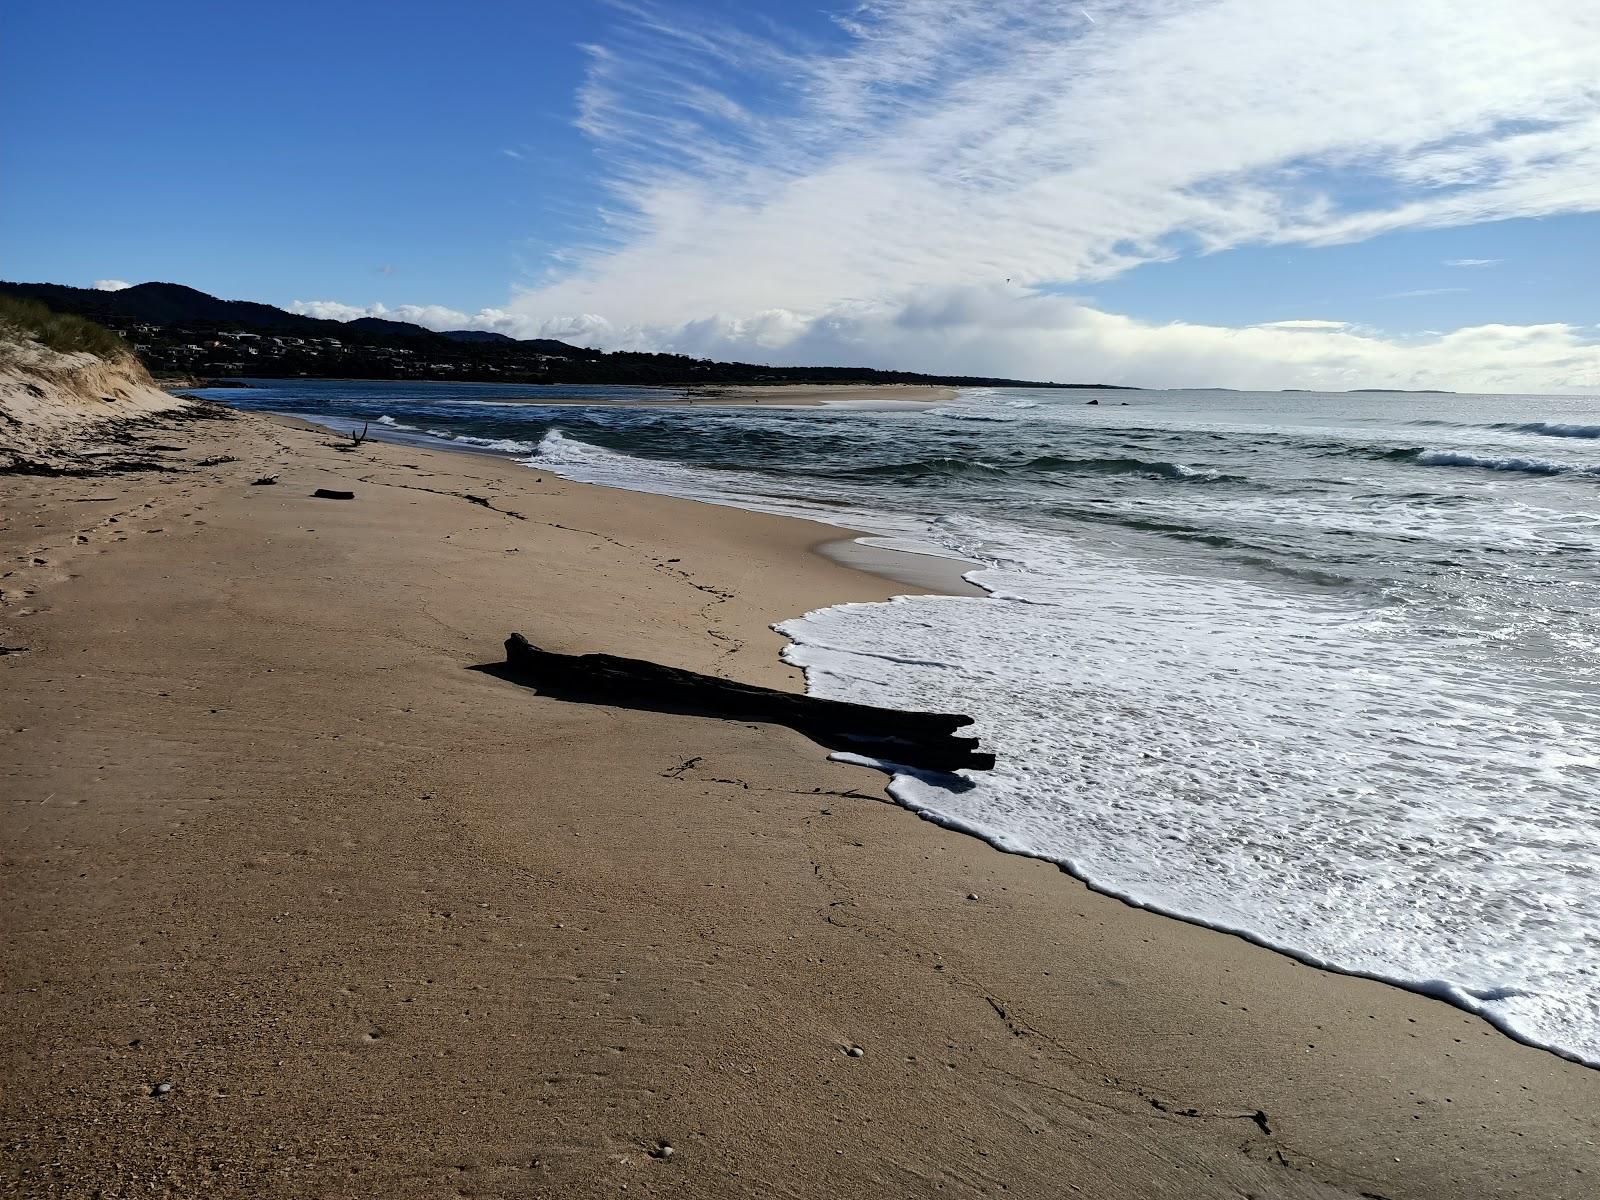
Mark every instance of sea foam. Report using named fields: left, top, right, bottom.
left=449, top=433, right=541, bottom=453
left=227, top=378, right=1600, bottom=1065
left=1499, top=421, right=1600, bottom=439
left=1415, top=449, right=1600, bottom=477
left=524, top=427, right=1600, bottom=1065
left=778, top=523, right=1600, bottom=1066
left=382, top=401, right=1600, bottom=1068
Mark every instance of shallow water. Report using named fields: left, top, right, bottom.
left=213, top=379, right=1600, bottom=1064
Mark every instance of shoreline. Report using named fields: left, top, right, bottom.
left=300, top=410, right=1593, bottom=1068
left=177, top=380, right=962, bottom=408
left=3, top=401, right=1596, bottom=1197
left=276, top=411, right=992, bottom=598
left=275, top=412, right=989, bottom=598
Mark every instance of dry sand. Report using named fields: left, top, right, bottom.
left=1, top=343, right=186, bottom=470
left=2, top=403, right=1596, bottom=1199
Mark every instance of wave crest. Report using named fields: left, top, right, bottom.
left=842, top=454, right=1239, bottom=484
left=1413, top=449, right=1599, bottom=477
left=1495, top=421, right=1600, bottom=440
left=1029, top=455, right=1231, bottom=482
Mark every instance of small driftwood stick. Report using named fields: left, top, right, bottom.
left=502, top=632, right=994, bottom=773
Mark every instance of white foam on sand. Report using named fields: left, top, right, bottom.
left=526, top=426, right=1600, bottom=1066
left=778, top=522, right=1600, bottom=1066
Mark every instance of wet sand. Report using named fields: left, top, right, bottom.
left=2, top=402, right=1596, bottom=1198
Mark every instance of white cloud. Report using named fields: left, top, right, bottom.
left=602, top=286, right=1600, bottom=394
left=294, top=282, right=1600, bottom=391
left=1444, top=258, right=1501, bottom=267
left=93, top=279, right=132, bottom=291
left=491, top=0, right=1598, bottom=390
left=288, top=299, right=523, bottom=335
left=1381, top=287, right=1469, bottom=299
left=531, top=312, right=616, bottom=342
left=289, top=299, right=372, bottom=322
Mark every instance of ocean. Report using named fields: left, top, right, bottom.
left=206, top=379, right=1600, bottom=1066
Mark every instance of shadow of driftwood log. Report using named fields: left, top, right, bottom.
left=477, top=633, right=994, bottom=775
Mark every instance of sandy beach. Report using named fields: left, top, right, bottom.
left=3, top=400, right=1597, bottom=1199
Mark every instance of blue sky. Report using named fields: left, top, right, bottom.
left=3, top=1, right=608, bottom=311
left=4, top=1, right=1598, bottom=391
left=1081, top=215, right=1599, bottom=332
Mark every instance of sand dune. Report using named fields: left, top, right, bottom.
left=0, top=334, right=186, bottom=470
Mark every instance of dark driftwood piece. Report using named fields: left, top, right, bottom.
left=312, top=488, right=355, bottom=500
left=502, top=632, right=994, bottom=773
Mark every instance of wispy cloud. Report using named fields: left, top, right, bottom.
left=1381, top=287, right=1469, bottom=299
left=288, top=299, right=522, bottom=335
left=1444, top=257, right=1501, bottom=267
left=555, top=285, right=1600, bottom=394
left=304, top=1, right=1594, bottom=389
left=509, top=1, right=1597, bottom=332
left=295, top=284, right=1600, bottom=394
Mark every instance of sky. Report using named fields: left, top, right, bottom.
left=4, top=0, right=1598, bottom=392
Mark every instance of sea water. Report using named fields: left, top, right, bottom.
left=213, top=380, right=1600, bottom=1064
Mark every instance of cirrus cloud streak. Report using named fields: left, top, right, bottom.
left=499, top=0, right=1599, bottom=390
left=303, top=1, right=1600, bottom=391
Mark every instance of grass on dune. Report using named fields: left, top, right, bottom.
left=0, top=296, right=130, bottom=359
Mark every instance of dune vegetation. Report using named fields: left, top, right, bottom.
left=0, top=295, right=129, bottom=360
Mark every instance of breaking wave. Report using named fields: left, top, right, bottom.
left=1495, top=421, right=1600, bottom=439
left=834, top=454, right=1240, bottom=484
left=1413, top=449, right=1599, bottom=477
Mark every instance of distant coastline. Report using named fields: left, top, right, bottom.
left=0, top=279, right=1135, bottom=392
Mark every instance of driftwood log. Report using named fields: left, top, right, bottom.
left=503, top=633, right=994, bottom=773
